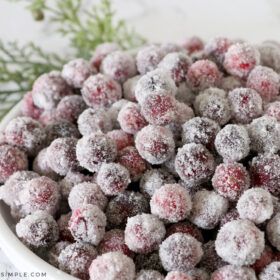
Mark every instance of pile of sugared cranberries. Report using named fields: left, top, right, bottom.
left=1, top=37, right=280, bottom=280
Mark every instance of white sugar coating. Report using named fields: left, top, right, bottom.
left=16, top=210, right=59, bottom=247
left=32, top=71, right=72, bottom=110
left=58, top=242, right=98, bottom=279
left=228, top=88, right=263, bottom=124
left=68, top=182, right=108, bottom=211
left=187, top=268, right=210, bottom=280
left=135, top=270, right=164, bottom=280
left=175, top=143, right=215, bottom=186
left=5, top=116, right=46, bottom=156
left=33, top=148, right=61, bottom=181
left=159, top=232, right=203, bottom=272
left=139, top=168, right=176, bottom=198
left=165, top=271, right=192, bottom=280
left=194, top=87, right=231, bottom=125
left=176, top=82, right=196, bottom=105
left=19, top=176, right=61, bottom=216
left=46, top=137, right=79, bottom=176
left=258, top=43, right=280, bottom=73
left=215, top=219, right=265, bottom=266
left=237, top=188, right=273, bottom=224
left=123, top=75, right=141, bottom=102
left=117, top=102, right=148, bottom=134
left=96, top=162, right=131, bottom=196
left=76, top=133, right=117, bottom=172
left=62, top=58, right=96, bottom=88
left=81, top=73, right=122, bottom=109
left=215, top=124, right=250, bottom=162
left=189, top=189, right=228, bottom=229
left=135, top=69, right=177, bottom=104
left=135, top=125, right=175, bottom=165
left=259, top=262, right=280, bottom=280
left=107, top=99, right=129, bottom=129
left=211, top=265, right=257, bottom=280
left=59, top=170, right=92, bottom=199
left=106, top=191, right=149, bottom=227
left=69, top=204, right=106, bottom=245
left=48, top=241, right=70, bottom=268
left=223, top=43, right=260, bottom=79
left=78, top=108, right=112, bottom=136
left=266, top=101, right=280, bottom=121
left=150, top=184, right=192, bottom=223
left=266, top=213, right=280, bottom=251
left=89, top=251, right=135, bottom=280
left=219, top=76, right=244, bottom=92
left=158, top=52, right=192, bottom=84
left=125, top=213, right=166, bottom=254
left=182, top=117, right=220, bottom=149
left=100, top=51, right=137, bottom=83
left=45, top=119, right=80, bottom=145
left=136, top=44, right=165, bottom=75
left=248, top=116, right=280, bottom=154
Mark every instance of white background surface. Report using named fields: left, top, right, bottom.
left=1, top=0, right=280, bottom=277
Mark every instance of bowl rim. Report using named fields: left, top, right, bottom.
left=0, top=101, right=77, bottom=280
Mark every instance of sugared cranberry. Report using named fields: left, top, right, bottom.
left=135, top=125, right=175, bottom=165
left=124, top=213, right=165, bottom=254
left=101, top=51, right=137, bottom=83
left=160, top=42, right=182, bottom=55
left=81, top=74, right=122, bottom=109
left=180, top=36, right=204, bottom=54
left=265, top=101, right=280, bottom=121
left=32, top=71, right=72, bottom=110
left=187, top=268, right=209, bottom=280
left=76, top=133, right=117, bottom=172
left=123, top=75, right=141, bottom=102
left=57, top=212, right=75, bottom=243
left=38, top=110, right=57, bottom=126
left=5, top=116, right=46, bottom=156
left=107, top=130, right=134, bottom=151
left=16, top=210, right=59, bottom=247
left=212, top=162, right=250, bottom=201
left=223, top=43, right=260, bottom=79
left=165, top=271, right=193, bottom=280
left=187, top=60, right=220, bottom=91
left=134, top=252, right=163, bottom=273
left=259, top=262, right=280, bottom=280
left=89, top=252, right=135, bottom=280
left=136, top=270, right=164, bottom=280
left=219, top=76, right=244, bottom=92
left=251, top=245, right=274, bottom=275
left=48, top=241, right=70, bottom=268
left=99, top=229, right=134, bottom=258
left=68, top=204, right=106, bottom=245
left=215, top=219, right=265, bottom=266
left=219, top=208, right=240, bottom=228
left=211, top=265, right=257, bottom=280
left=21, top=91, right=43, bottom=120
left=258, top=42, right=280, bottom=73
left=159, top=233, right=203, bottom=272
left=267, top=213, right=280, bottom=251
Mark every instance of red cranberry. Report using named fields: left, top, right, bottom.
left=57, top=212, right=75, bottom=243
left=220, top=208, right=240, bottom=228
left=123, top=75, right=141, bottom=102
left=180, top=36, right=204, bottom=54
left=265, top=101, right=280, bottom=121
left=251, top=245, right=274, bottom=275
left=107, top=129, right=134, bottom=151
left=211, top=265, right=257, bottom=280
left=21, top=91, right=43, bottom=120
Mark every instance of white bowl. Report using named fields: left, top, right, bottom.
left=0, top=102, right=77, bottom=280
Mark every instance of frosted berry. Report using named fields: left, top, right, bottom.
left=246, top=65, right=280, bottom=102
left=187, top=268, right=209, bottom=280
left=89, top=252, right=135, bottom=280
left=123, top=75, right=141, bottom=102
left=159, top=232, right=203, bottom=272
left=57, top=212, right=75, bottom=243
left=136, top=270, right=164, bottom=280
left=165, top=271, right=193, bottom=280
left=180, top=36, right=204, bottom=54
left=107, top=130, right=134, bottom=151
left=223, top=43, right=260, bottom=79
left=251, top=245, right=274, bottom=275
left=68, top=182, right=108, bottom=211
left=58, top=242, right=97, bottom=280
left=247, top=116, right=280, bottom=154
left=259, top=262, right=280, bottom=280
left=215, top=219, right=265, bottom=266
left=135, top=125, right=175, bottom=164
left=5, top=116, right=46, bottom=156
left=228, top=88, right=263, bottom=124
left=16, top=210, right=59, bottom=247
left=267, top=213, right=280, bottom=251
left=265, top=101, right=280, bottom=121
left=101, top=51, right=137, bottom=83
left=62, top=58, right=96, bottom=88
left=76, top=133, right=117, bottom=172
left=0, top=145, right=28, bottom=183
left=219, top=76, right=244, bottom=92
left=39, top=109, right=57, bottom=126
left=215, top=124, right=250, bottom=162
left=78, top=108, right=112, bottom=136
left=81, top=74, right=122, bottom=109
left=32, top=71, right=72, bottom=110
left=175, top=143, right=215, bottom=186
left=160, top=42, right=182, bottom=55
left=116, top=146, right=149, bottom=182
left=187, top=60, right=220, bottom=91
left=56, top=95, right=87, bottom=122
left=118, top=102, right=148, bottom=134
left=125, top=213, right=166, bottom=254
left=150, top=184, right=192, bottom=223
left=68, top=204, right=106, bottom=245
left=21, top=91, right=43, bottom=120
left=136, top=45, right=165, bottom=74
left=98, top=229, right=134, bottom=258
left=211, top=265, right=257, bottom=280
left=189, top=189, right=228, bottom=229
left=212, top=162, right=250, bottom=201
left=258, top=42, right=280, bottom=73
left=237, top=188, right=273, bottom=224
left=48, top=241, right=70, bottom=268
